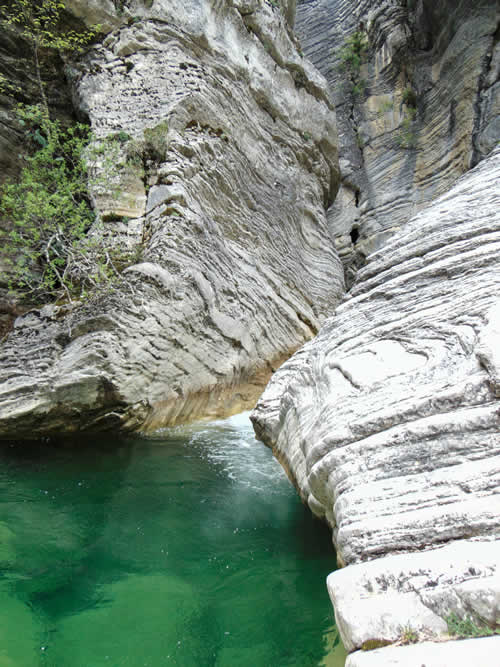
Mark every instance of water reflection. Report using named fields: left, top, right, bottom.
left=0, top=413, right=345, bottom=666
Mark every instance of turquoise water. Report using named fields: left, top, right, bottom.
left=0, top=413, right=345, bottom=666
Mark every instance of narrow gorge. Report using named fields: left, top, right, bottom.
left=0, top=0, right=498, bottom=665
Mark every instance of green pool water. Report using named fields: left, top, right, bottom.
left=0, top=412, right=345, bottom=667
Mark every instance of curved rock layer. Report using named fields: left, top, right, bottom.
left=0, top=0, right=343, bottom=438
left=297, top=0, right=499, bottom=285
left=251, top=146, right=500, bottom=652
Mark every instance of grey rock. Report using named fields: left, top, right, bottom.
left=64, top=0, right=120, bottom=33
left=0, top=0, right=343, bottom=438
left=146, top=185, right=174, bottom=213
left=296, top=0, right=499, bottom=286
left=252, top=147, right=500, bottom=567
left=327, top=539, right=499, bottom=652
left=252, top=144, right=500, bottom=657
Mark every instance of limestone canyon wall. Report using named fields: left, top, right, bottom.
left=252, top=142, right=500, bottom=663
left=252, top=0, right=500, bottom=662
left=0, top=0, right=499, bottom=660
left=297, top=0, right=499, bottom=285
left=0, top=0, right=344, bottom=438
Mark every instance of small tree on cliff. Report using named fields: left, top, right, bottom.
left=0, top=0, right=100, bottom=122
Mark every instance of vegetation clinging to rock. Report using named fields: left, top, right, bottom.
left=0, top=0, right=100, bottom=122
left=338, top=31, right=369, bottom=98
left=446, top=613, right=500, bottom=639
left=0, top=106, right=131, bottom=303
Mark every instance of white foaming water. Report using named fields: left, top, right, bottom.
left=188, top=412, right=289, bottom=494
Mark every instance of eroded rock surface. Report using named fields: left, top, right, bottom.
left=327, top=539, right=499, bottom=652
left=297, top=0, right=499, bottom=285
left=0, top=0, right=343, bottom=438
left=251, top=146, right=500, bottom=651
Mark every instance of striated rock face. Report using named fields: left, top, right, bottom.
left=0, top=0, right=343, bottom=438
left=297, top=0, right=499, bottom=286
left=252, top=146, right=500, bottom=559
left=251, top=146, right=500, bottom=652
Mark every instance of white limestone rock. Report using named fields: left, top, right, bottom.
left=327, top=539, right=499, bottom=652
left=345, top=636, right=500, bottom=667
left=476, top=301, right=500, bottom=397
left=252, top=146, right=500, bottom=566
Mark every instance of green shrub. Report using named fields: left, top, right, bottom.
left=396, top=107, right=418, bottom=149
left=0, top=0, right=100, bottom=120
left=355, top=129, right=365, bottom=149
left=0, top=106, right=131, bottom=302
left=402, top=86, right=417, bottom=109
left=143, top=120, right=169, bottom=162
left=338, top=31, right=368, bottom=98
left=446, top=613, right=499, bottom=639
left=378, top=99, right=394, bottom=115
left=124, top=120, right=169, bottom=166
left=0, top=73, right=21, bottom=97
left=399, top=625, right=418, bottom=645
left=352, top=79, right=367, bottom=98
left=113, top=130, right=133, bottom=144
left=339, top=31, right=368, bottom=74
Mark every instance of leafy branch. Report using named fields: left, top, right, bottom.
left=338, top=31, right=368, bottom=98
left=0, top=0, right=100, bottom=121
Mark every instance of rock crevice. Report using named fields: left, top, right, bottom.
left=297, top=0, right=499, bottom=287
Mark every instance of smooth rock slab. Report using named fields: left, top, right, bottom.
left=326, top=539, right=499, bottom=653
left=345, top=636, right=500, bottom=667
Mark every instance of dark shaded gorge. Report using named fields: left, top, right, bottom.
left=0, top=413, right=346, bottom=666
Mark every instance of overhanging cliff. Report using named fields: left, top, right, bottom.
left=0, top=0, right=343, bottom=437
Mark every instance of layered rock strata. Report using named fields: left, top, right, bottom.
left=297, top=0, right=499, bottom=285
left=0, top=0, right=343, bottom=437
left=251, top=147, right=500, bottom=657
